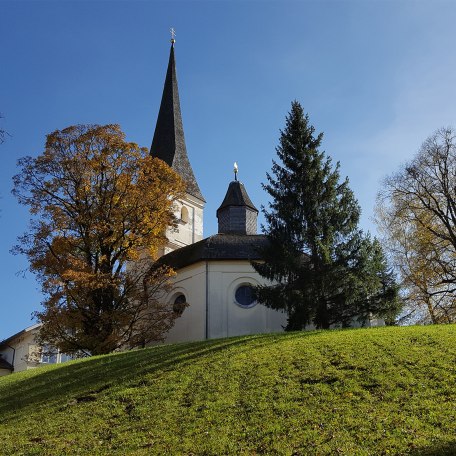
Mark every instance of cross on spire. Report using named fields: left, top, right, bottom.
left=150, top=37, right=204, bottom=202
left=170, top=27, right=176, bottom=45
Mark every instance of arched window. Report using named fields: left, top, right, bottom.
left=234, top=284, right=257, bottom=308
left=180, top=206, right=189, bottom=224
left=173, top=294, right=187, bottom=315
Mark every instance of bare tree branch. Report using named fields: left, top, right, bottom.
left=376, top=127, right=456, bottom=324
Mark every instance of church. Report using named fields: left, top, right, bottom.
left=151, top=40, right=287, bottom=344
left=0, top=40, right=287, bottom=375
left=0, top=39, right=385, bottom=374
left=148, top=39, right=385, bottom=344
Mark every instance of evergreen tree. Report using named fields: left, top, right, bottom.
left=254, top=102, right=401, bottom=329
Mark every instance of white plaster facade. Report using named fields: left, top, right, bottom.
left=159, top=194, right=204, bottom=257
left=164, top=260, right=287, bottom=344
left=0, top=324, right=72, bottom=374
left=0, top=324, right=41, bottom=374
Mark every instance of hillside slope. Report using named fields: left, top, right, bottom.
left=1, top=326, right=455, bottom=455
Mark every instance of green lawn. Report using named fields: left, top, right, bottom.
left=1, top=325, right=455, bottom=455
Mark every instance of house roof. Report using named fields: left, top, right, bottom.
left=216, top=180, right=258, bottom=215
left=150, top=43, right=204, bottom=202
left=159, top=233, right=268, bottom=270
left=0, top=323, right=41, bottom=348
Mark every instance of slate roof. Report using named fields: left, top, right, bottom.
left=150, top=44, right=204, bottom=202
left=159, top=233, right=268, bottom=270
left=217, top=180, right=258, bottom=215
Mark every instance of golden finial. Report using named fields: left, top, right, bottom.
left=170, top=27, right=176, bottom=45
left=234, top=162, right=238, bottom=181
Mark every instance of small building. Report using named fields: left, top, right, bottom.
left=0, top=324, right=72, bottom=374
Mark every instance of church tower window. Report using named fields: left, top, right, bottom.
left=180, top=206, right=189, bottom=224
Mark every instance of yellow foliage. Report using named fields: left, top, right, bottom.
left=376, top=127, right=456, bottom=324
left=13, top=124, right=186, bottom=355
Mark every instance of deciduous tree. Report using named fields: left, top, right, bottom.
left=13, top=124, right=185, bottom=355
left=254, top=102, right=400, bottom=329
left=376, top=127, right=456, bottom=323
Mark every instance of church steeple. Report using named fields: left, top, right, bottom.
left=150, top=43, right=204, bottom=202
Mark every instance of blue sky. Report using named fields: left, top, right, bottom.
left=1, top=0, right=456, bottom=338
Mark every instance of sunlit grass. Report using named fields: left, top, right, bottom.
left=1, top=325, right=455, bottom=455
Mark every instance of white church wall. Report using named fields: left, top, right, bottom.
left=187, top=194, right=204, bottom=241
left=207, top=261, right=287, bottom=339
left=163, top=195, right=204, bottom=256
left=164, top=262, right=207, bottom=343
left=163, top=260, right=287, bottom=344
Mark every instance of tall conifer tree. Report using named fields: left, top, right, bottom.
left=254, top=102, right=400, bottom=329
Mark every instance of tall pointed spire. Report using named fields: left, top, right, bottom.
left=150, top=43, right=204, bottom=202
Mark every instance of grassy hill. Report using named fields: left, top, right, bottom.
left=1, top=326, right=455, bottom=455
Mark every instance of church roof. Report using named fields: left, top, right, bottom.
left=217, top=180, right=258, bottom=215
left=150, top=44, right=204, bottom=202
left=159, top=233, right=268, bottom=270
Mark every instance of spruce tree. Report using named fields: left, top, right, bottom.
left=254, top=102, right=400, bottom=329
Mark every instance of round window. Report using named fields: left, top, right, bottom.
left=173, top=294, right=187, bottom=315
left=235, top=285, right=257, bottom=308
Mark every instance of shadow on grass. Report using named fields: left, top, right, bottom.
left=408, top=440, right=456, bottom=455
left=0, top=332, right=302, bottom=422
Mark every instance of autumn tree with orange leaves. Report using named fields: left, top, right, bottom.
left=13, top=124, right=185, bottom=355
